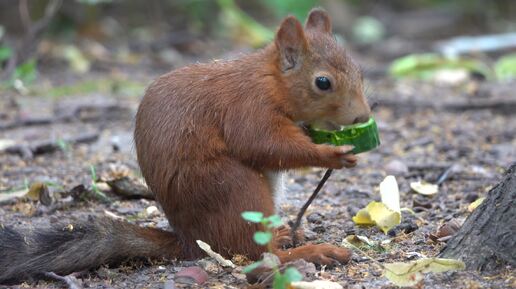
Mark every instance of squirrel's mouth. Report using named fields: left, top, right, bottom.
left=304, top=120, right=341, bottom=130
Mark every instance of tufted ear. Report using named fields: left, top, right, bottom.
left=305, top=8, right=332, bottom=34
left=275, top=16, right=307, bottom=72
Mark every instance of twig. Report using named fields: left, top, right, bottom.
left=291, top=169, right=333, bottom=247
left=435, top=165, right=455, bottom=186
left=5, top=132, right=99, bottom=159
left=19, top=0, right=32, bottom=32
left=44, top=272, right=83, bottom=289
left=1, top=0, right=62, bottom=80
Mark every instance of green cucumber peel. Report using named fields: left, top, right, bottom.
left=308, top=117, right=380, bottom=154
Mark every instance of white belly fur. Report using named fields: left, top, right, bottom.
left=265, top=171, right=286, bottom=210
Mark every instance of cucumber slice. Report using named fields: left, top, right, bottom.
left=308, top=117, right=380, bottom=154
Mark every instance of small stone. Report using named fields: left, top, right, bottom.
left=384, top=159, right=409, bottom=175
left=197, top=258, right=219, bottom=274
left=145, top=205, right=159, bottom=217
left=306, top=212, right=324, bottom=224
left=304, top=230, right=317, bottom=241
left=312, top=226, right=326, bottom=234
left=465, top=193, right=479, bottom=203
left=163, top=280, right=175, bottom=289
left=156, top=265, right=167, bottom=273
left=95, top=182, right=110, bottom=192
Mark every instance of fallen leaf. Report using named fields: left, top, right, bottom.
left=61, top=45, right=91, bottom=73
left=104, top=210, right=125, bottom=220
left=0, top=139, right=16, bottom=151
left=196, top=240, right=236, bottom=268
left=12, top=202, right=36, bottom=216
left=291, top=280, right=343, bottom=289
left=44, top=272, right=83, bottom=289
left=26, top=182, right=52, bottom=205
left=352, top=176, right=401, bottom=234
left=350, top=235, right=375, bottom=247
left=352, top=208, right=375, bottom=226
left=410, top=181, right=438, bottom=196
left=175, top=266, right=208, bottom=285
left=468, top=197, right=485, bottom=212
left=384, top=258, right=465, bottom=287
left=380, top=175, right=401, bottom=213
left=429, top=219, right=463, bottom=243
left=343, top=235, right=389, bottom=253
left=26, top=182, right=46, bottom=201
left=107, top=176, right=154, bottom=200
left=353, top=202, right=401, bottom=234
left=0, top=189, right=27, bottom=203
left=368, top=202, right=401, bottom=234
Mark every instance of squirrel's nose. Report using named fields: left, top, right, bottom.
left=353, top=114, right=370, bottom=124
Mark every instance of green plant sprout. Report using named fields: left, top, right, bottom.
left=241, top=211, right=303, bottom=289
left=89, top=165, right=109, bottom=202
left=56, top=138, right=71, bottom=152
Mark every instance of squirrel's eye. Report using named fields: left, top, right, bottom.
left=315, top=76, right=331, bottom=91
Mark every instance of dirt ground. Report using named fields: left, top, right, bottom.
left=1, top=32, right=515, bottom=289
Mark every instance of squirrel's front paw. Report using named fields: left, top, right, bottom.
left=273, top=225, right=304, bottom=248
left=297, top=243, right=351, bottom=266
left=319, top=145, right=357, bottom=169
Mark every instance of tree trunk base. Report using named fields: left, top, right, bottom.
left=439, top=163, right=516, bottom=271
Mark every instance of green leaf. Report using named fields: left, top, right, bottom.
left=273, top=267, right=303, bottom=289
left=283, top=267, right=303, bottom=282
left=388, top=53, right=491, bottom=80
left=0, top=46, right=12, bottom=62
left=263, top=0, right=318, bottom=20
left=495, top=53, right=516, bottom=81
left=90, top=165, right=98, bottom=181
left=242, top=261, right=263, bottom=274
left=352, top=16, right=385, bottom=44
left=241, top=211, right=264, bottom=223
left=273, top=272, right=289, bottom=289
left=13, top=59, right=37, bottom=84
left=265, top=215, right=283, bottom=228
left=253, top=231, right=272, bottom=245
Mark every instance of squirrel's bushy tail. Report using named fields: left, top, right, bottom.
left=0, top=217, right=181, bottom=284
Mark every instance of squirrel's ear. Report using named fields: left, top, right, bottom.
left=305, top=8, right=332, bottom=34
left=275, top=16, right=307, bottom=72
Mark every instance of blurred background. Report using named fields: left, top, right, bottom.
left=0, top=0, right=515, bottom=96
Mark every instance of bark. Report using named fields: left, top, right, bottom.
left=439, top=163, right=516, bottom=271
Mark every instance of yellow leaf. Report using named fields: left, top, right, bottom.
left=25, top=182, right=47, bottom=201
left=468, top=197, right=485, bottom=212
left=410, top=181, right=438, bottom=195
left=367, top=202, right=401, bottom=234
left=352, top=202, right=401, bottom=234
left=343, top=235, right=377, bottom=248
left=352, top=208, right=374, bottom=225
left=384, top=258, right=465, bottom=287
left=352, top=176, right=402, bottom=234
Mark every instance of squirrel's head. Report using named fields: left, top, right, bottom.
left=273, top=8, right=371, bottom=128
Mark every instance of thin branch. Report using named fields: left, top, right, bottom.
left=291, top=169, right=333, bottom=247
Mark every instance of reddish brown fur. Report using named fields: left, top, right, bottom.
left=134, top=8, right=370, bottom=265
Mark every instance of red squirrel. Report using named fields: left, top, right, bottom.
left=0, top=8, right=370, bottom=283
